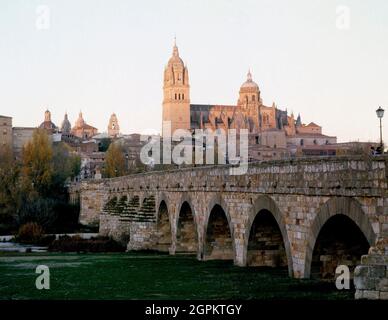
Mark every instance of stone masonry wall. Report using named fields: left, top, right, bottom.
left=355, top=239, right=388, bottom=300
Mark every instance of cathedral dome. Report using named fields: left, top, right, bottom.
left=240, top=70, right=259, bottom=90
left=167, top=43, right=184, bottom=66
left=61, top=113, right=71, bottom=133
left=39, top=109, right=57, bottom=131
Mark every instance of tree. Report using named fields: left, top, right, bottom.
left=104, top=143, right=126, bottom=178
left=0, top=130, right=83, bottom=233
left=20, top=129, right=53, bottom=197
left=0, top=147, right=19, bottom=226
left=52, top=142, right=81, bottom=191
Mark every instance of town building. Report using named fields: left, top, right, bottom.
left=12, top=127, right=35, bottom=157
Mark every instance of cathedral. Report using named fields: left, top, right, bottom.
left=162, top=41, right=336, bottom=152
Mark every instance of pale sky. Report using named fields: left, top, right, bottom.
left=0, top=0, right=387, bottom=143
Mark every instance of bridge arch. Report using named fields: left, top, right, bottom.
left=175, top=196, right=198, bottom=254
left=304, top=197, right=376, bottom=278
left=203, top=198, right=235, bottom=262
left=245, top=195, right=293, bottom=276
left=154, top=198, right=172, bottom=252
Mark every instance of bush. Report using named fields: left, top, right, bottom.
left=16, top=222, right=44, bottom=244
left=48, top=235, right=126, bottom=253
left=17, top=197, right=58, bottom=230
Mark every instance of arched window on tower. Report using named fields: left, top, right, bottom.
left=182, top=93, right=184, bottom=100
left=252, top=95, right=255, bottom=102
left=175, top=93, right=177, bottom=100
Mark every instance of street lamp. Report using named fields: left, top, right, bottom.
left=376, top=106, right=385, bottom=152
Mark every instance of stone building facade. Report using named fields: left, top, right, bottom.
left=12, top=127, right=35, bottom=157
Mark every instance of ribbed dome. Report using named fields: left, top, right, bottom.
left=39, top=109, right=57, bottom=131
left=168, top=44, right=184, bottom=66
left=241, top=70, right=259, bottom=90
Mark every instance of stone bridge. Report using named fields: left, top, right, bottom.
left=78, top=155, right=388, bottom=299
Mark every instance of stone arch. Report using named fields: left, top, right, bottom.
left=175, top=196, right=198, bottom=254
left=154, top=199, right=172, bottom=252
left=156, top=193, right=172, bottom=222
left=204, top=203, right=235, bottom=261
left=245, top=195, right=293, bottom=276
left=304, top=197, right=376, bottom=278
left=202, top=194, right=236, bottom=262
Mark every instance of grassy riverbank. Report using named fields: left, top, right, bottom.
left=0, top=252, right=353, bottom=300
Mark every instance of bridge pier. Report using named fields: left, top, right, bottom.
left=354, top=236, right=388, bottom=300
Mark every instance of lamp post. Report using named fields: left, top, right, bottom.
left=376, top=106, right=385, bottom=152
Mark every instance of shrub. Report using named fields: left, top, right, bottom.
left=16, top=222, right=44, bottom=244
left=16, top=197, right=58, bottom=230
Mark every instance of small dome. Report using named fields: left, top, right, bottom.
left=39, top=121, right=57, bottom=130
left=39, top=109, right=57, bottom=130
left=241, top=70, right=259, bottom=90
left=168, top=43, right=184, bottom=66
left=61, top=113, right=71, bottom=133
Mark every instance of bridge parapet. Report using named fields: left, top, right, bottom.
left=90, top=155, right=387, bottom=195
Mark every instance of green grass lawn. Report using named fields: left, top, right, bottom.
left=0, top=252, right=353, bottom=300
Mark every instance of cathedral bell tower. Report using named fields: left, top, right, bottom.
left=237, top=70, right=261, bottom=133
left=162, top=40, right=191, bottom=136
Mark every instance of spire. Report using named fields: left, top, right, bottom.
left=173, top=36, right=179, bottom=57
left=247, top=69, right=252, bottom=82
